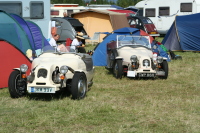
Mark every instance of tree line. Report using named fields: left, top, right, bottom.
left=51, top=0, right=142, bottom=8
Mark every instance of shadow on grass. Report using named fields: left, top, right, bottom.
left=26, top=90, right=71, bottom=101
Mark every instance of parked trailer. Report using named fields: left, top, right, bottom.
left=135, top=0, right=200, bottom=34
left=51, top=4, right=86, bottom=17
left=0, top=0, right=51, bottom=38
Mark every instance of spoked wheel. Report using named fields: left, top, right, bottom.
left=8, top=70, right=27, bottom=98
left=113, top=59, right=123, bottom=79
left=159, top=60, right=168, bottom=79
left=71, top=72, right=87, bottom=100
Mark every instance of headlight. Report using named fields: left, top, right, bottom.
left=20, top=64, right=28, bottom=72
left=60, top=65, right=68, bottom=74
left=157, top=56, right=163, bottom=63
left=130, top=55, right=137, bottom=62
left=27, top=74, right=34, bottom=83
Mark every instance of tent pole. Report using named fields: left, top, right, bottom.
left=174, top=15, right=180, bottom=42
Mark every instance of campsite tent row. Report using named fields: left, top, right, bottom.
left=0, top=10, right=50, bottom=88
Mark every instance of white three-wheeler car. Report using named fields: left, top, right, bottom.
left=8, top=46, right=95, bottom=100
left=106, top=35, right=168, bottom=79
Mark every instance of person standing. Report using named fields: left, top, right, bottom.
left=63, top=12, right=70, bottom=18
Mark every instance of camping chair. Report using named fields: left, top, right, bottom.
left=89, top=32, right=100, bottom=45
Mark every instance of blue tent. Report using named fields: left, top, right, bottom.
left=92, top=27, right=140, bottom=66
left=10, top=14, right=50, bottom=52
left=162, top=13, right=200, bottom=52
left=26, top=21, right=50, bottom=50
left=10, top=14, right=36, bottom=50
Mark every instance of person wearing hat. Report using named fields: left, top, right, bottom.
left=71, top=35, right=86, bottom=53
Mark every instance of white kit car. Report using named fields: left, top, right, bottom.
left=106, top=35, right=168, bottom=79
left=8, top=46, right=95, bottom=100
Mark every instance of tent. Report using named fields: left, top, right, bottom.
left=108, top=10, right=136, bottom=17
left=0, top=10, right=49, bottom=54
left=0, top=10, right=32, bottom=54
left=71, top=9, right=130, bottom=42
left=92, top=27, right=156, bottom=66
left=26, top=21, right=50, bottom=50
left=162, top=13, right=200, bottom=52
left=0, top=40, right=31, bottom=88
left=10, top=13, right=50, bottom=51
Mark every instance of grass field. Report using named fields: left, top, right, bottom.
left=0, top=38, right=200, bottom=133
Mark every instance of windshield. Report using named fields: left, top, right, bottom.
left=117, top=35, right=151, bottom=49
left=38, top=45, right=76, bottom=54
left=142, top=18, right=153, bottom=24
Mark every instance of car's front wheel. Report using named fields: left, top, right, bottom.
left=71, top=72, right=87, bottom=100
left=8, top=70, right=27, bottom=98
left=160, top=60, right=168, bottom=79
left=113, top=59, right=123, bottom=79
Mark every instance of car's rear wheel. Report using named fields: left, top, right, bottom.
left=160, top=60, right=168, bottom=79
left=113, top=59, right=123, bottom=79
left=71, top=72, right=87, bottom=100
left=8, top=70, right=27, bottom=98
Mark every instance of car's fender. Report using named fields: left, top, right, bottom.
left=115, top=56, right=123, bottom=60
left=74, top=70, right=85, bottom=73
left=13, top=68, right=20, bottom=71
left=163, top=57, right=168, bottom=61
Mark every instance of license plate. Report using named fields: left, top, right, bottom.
left=29, top=87, right=55, bottom=93
left=138, top=73, right=155, bottom=77
left=127, top=71, right=135, bottom=77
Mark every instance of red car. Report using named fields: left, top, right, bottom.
left=127, top=16, right=160, bottom=37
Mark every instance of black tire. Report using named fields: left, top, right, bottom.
left=160, top=60, right=168, bottom=79
left=111, top=49, right=118, bottom=68
left=71, top=72, right=87, bottom=100
left=8, top=70, right=27, bottom=98
left=113, top=60, right=123, bottom=79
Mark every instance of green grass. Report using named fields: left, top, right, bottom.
left=0, top=38, right=200, bottom=133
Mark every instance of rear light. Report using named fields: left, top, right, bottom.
left=149, top=32, right=157, bottom=34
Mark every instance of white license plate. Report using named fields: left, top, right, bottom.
left=127, top=71, right=135, bottom=77
left=138, top=73, right=155, bottom=77
left=29, top=87, right=55, bottom=93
